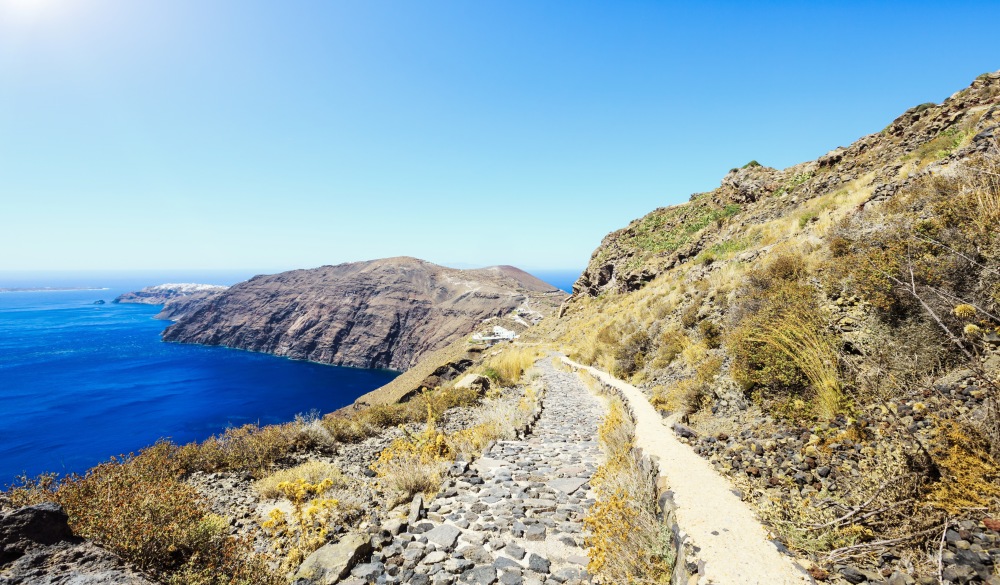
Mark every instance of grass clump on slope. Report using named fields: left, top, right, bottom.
left=583, top=372, right=674, bottom=583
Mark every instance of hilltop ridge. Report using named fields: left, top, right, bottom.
left=572, top=71, right=1000, bottom=298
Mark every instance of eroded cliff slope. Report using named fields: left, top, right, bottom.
left=162, top=257, right=565, bottom=371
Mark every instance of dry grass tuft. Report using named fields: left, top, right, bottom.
left=255, top=460, right=348, bottom=500
left=755, top=312, right=845, bottom=420
left=483, top=346, right=542, bottom=386
left=727, top=260, right=847, bottom=419
left=585, top=396, right=673, bottom=583
left=371, top=412, right=452, bottom=508
left=371, top=381, right=542, bottom=508
left=450, top=386, right=539, bottom=458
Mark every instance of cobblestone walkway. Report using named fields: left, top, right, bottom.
left=348, top=360, right=605, bottom=585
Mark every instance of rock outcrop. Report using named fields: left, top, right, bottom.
left=292, top=532, right=372, bottom=585
left=154, top=291, right=225, bottom=321
left=572, top=71, right=1000, bottom=298
left=162, top=257, right=566, bottom=371
left=0, top=503, right=154, bottom=585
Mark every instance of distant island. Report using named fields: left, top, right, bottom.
left=119, top=258, right=566, bottom=371
left=0, top=287, right=108, bottom=293
left=113, top=282, right=229, bottom=305
left=113, top=282, right=231, bottom=321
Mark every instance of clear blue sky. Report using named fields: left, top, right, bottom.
left=2, top=1, right=998, bottom=273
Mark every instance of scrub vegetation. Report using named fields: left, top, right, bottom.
left=531, top=75, right=1000, bottom=579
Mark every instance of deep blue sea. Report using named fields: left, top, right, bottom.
left=0, top=274, right=399, bottom=485
left=531, top=270, right=579, bottom=294
left=0, top=269, right=578, bottom=486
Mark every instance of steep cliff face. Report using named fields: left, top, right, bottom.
left=162, top=257, right=565, bottom=371
left=154, top=291, right=225, bottom=321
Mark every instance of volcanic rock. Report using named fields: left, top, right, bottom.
left=162, top=257, right=565, bottom=371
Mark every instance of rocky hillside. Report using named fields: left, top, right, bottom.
left=533, top=71, right=1000, bottom=583
left=163, top=257, right=565, bottom=371
left=573, top=72, right=1000, bottom=297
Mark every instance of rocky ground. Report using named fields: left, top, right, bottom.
left=188, top=402, right=493, bottom=558
left=0, top=502, right=154, bottom=585
left=671, top=348, right=1000, bottom=585
left=333, top=360, right=604, bottom=585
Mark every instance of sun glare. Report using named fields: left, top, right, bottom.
left=1, top=0, right=55, bottom=18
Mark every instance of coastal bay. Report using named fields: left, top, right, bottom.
left=0, top=287, right=397, bottom=483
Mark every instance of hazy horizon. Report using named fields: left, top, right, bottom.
left=0, top=265, right=585, bottom=293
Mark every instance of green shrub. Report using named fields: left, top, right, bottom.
left=728, top=279, right=821, bottom=394
left=612, top=328, right=652, bottom=378
left=698, top=320, right=722, bottom=349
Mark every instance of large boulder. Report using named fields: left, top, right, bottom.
left=292, top=532, right=373, bottom=585
left=0, top=502, right=75, bottom=564
left=0, top=502, right=154, bottom=584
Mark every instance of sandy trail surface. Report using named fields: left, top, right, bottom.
left=562, top=356, right=814, bottom=585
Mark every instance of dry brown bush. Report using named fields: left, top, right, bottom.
left=7, top=442, right=279, bottom=585
left=322, top=385, right=480, bottom=443
left=650, top=328, right=686, bottom=369
left=174, top=423, right=298, bottom=478
left=584, top=396, right=672, bottom=583
left=612, top=326, right=653, bottom=379
left=925, top=419, right=1000, bottom=513
left=759, top=438, right=933, bottom=565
